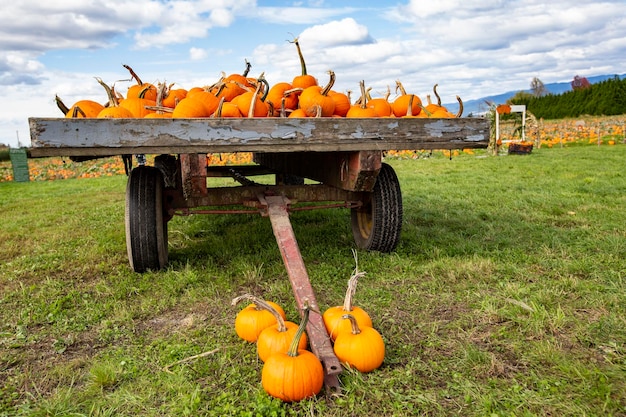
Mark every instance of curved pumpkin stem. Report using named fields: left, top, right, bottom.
left=419, top=103, right=433, bottom=117
left=242, top=59, right=252, bottom=77
left=95, top=77, right=120, bottom=107
left=358, top=80, right=368, bottom=109
left=288, top=305, right=310, bottom=357
left=455, top=95, right=464, bottom=118
left=341, top=314, right=362, bottom=335
left=342, top=250, right=366, bottom=311
left=55, top=95, right=70, bottom=115
left=231, top=293, right=287, bottom=332
left=433, top=83, right=442, bottom=106
left=123, top=64, right=143, bottom=86
left=395, top=80, right=407, bottom=96
left=405, top=94, right=415, bottom=117
left=289, top=36, right=308, bottom=76
left=321, top=70, right=336, bottom=96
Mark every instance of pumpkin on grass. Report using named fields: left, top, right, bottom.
left=261, top=306, right=324, bottom=402
left=232, top=294, right=286, bottom=343
left=322, top=251, right=372, bottom=340
left=256, top=297, right=308, bottom=362
left=333, top=314, right=385, bottom=373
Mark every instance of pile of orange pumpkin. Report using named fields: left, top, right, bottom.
left=55, top=38, right=462, bottom=121
left=231, top=267, right=384, bottom=403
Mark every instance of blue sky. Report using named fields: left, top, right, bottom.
left=2, top=0, right=626, bottom=147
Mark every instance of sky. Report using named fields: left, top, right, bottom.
left=2, top=0, right=625, bottom=147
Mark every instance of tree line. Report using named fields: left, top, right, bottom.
left=509, top=76, right=626, bottom=119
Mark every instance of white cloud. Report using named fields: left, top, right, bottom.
left=189, top=47, right=209, bottom=61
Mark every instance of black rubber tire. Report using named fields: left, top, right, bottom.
left=351, top=163, right=403, bottom=252
left=125, top=166, right=168, bottom=272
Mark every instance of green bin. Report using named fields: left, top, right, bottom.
left=10, top=147, right=30, bottom=182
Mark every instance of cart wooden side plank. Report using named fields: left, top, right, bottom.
left=28, top=117, right=490, bottom=157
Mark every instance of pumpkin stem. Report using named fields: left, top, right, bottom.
left=405, top=94, right=415, bottom=117
left=341, top=314, right=362, bottom=335
left=54, top=95, right=70, bottom=115
left=358, top=81, right=368, bottom=109
left=212, top=97, right=226, bottom=118
left=72, top=106, right=87, bottom=118
left=95, top=77, right=120, bottom=107
left=433, top=83, right=441, bottom=106
left=321, top=71, right=335, bottom=96
left=123, top=64, right=143, bottom=86
left=419, top=103, right=433, bottom=117
left=242, top=59, right=252, bottom=77
left=248, top=78, right=264, bottom=118
left=231, top=294, right=287, bottom=332
left=455, top=95, right=464, bottom=118
left=342, top=249, right=366, bottom=312
left=395, top=80, right=407, bottom=96
left=288, top=305, right=310, bottom=357
left=155, top=82, right=167, bottom=108
left=384, top=86, right=391, bottom=101
left=289, top=37, right=308, bottom=76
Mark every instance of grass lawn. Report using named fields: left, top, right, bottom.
left=1, top=145, right=625, bottom=416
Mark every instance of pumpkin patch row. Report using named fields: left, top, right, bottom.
left=55, top=39, right=463, bottom=121
left=231, top=265, right=385, bottom=402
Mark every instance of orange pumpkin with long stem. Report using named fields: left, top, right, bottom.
left=346, top=81, right=378, bottom=118
left=95, top=78, right=134, bottom=118
left=232, top=294, right=286, bottom=343
left=255, top=298, right=308, bottom=362
left=298, top=71, right=336, bottom=117
left=236, top=75, right=269, bottom=117
left=290, top=37, right=317, bottom=90
left=123, top=64, right=157, bottom=101
left=322, top=252, right=373, bottom=340
left=261, top=306, right=324, bottom=402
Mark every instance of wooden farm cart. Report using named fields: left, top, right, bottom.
left=29, top=116, right=490, bottom=392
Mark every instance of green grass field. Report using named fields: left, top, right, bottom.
left=1, top=146, right=625, bottom=416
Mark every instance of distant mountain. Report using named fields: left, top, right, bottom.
left=446, top=73, right=626, bottom=116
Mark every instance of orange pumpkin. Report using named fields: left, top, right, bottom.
left=322, top=263, right=373, bottom=340
left=261, top=306, right=324, bottom=402
left=333, top=314, right=385, bottom=373
left=256, top=300, right=308, bottom=362
left=391, top=80, right=421, bottom=117
left=232, top=294, right=287, bottom=343
left=123, top=64, right=157, bottom=101
left=346, top=81, right=378, bottom=118
left=329, top=90, right=351, bottom=117
left=298, top=71, right=336, bottom=117
left=266, top=82, right=300, bottom=116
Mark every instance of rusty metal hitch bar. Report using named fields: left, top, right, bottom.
left=258, top=194, right=343, bottom=394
